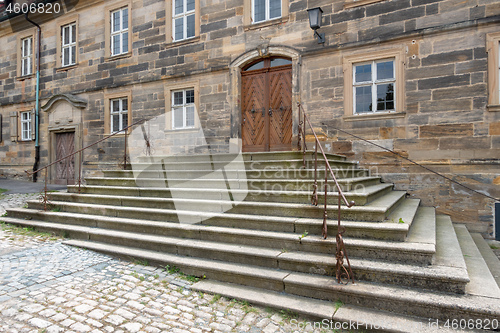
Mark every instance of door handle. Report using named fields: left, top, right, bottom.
left=269, top=108, right=273, bottom=116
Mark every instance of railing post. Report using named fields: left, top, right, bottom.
left=302, top=111, right=307, bottom=168
left=322, top=162, right=328, bottom=239
left=43, top=168, right=48, bottom=211
left=311, top=144, right=318, bottom=206
left=123, top=129, right=128, bottom=170
left=78, top=150, right=83, bottom=194
left=297, top=102, right=302, bottom=151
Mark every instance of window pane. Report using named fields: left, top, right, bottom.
left=122, top=113, right=128, bottom=130
left=63, top=26, right=70, bottom=45
left=23, top=59, right=30, bottom=75
left=377, top=61, right=394, bottom=80
left=63, top=47, right=70, bottom=66
left=355, top=64, right=371, bottom=83
left=71, top=24, right=76, bottom=43
left=112, top=114, right=120, bottom=132
left=122, top=98, right=128, bottom=111
left=186, top=106, right=195, bottom=127
left=174, top=18, right=184, bottom=40
left=175, top=0, right=183, bottom=15
left=122, top=8, right=128, bottom=30
left=112, top=11, right=120, bottom=33
left=113, top=35, right=121, bottom=55
left=270, top=58, right=291, bottom=67
left=71, top=45, right=76, bottom=65
left=269, top=0, right=281, bottom=19
left=355, top=86, right=372, bottom=113
left=186, top=14, right=195, bottom=38
left=173, top=107, right=184, bottom=128
left=122, top=32, right=129, bottom=53
left=254, top=0, right=265, bottom=22
left=245, top=60, right=264, bottom=71
left=112, top=100, right=120, bottom=112
left=187, top=0, right=195, bottom=12
left=185, top=90, right=194, bottom=104
left=376, top=83, right=394, bottom=111
left=173, top=91, right=184, bottom=105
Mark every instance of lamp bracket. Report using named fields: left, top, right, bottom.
left=314, top=30, right=325, bottom=44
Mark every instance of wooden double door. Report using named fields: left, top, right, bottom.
left=241, top=58, right=293, bottom=152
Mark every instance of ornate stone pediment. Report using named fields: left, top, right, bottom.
left=41, top=94, right=87, bottom=112
left=41, top=94, right=87, bottom=128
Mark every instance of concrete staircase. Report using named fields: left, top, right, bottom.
left=3, top=151, right=500, bottom=331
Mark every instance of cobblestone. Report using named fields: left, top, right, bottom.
left=0, top=193, right=335, bottom=333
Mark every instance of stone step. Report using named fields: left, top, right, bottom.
left=56, top=240, right=500, bottom=323
left=1, top=213, right=434, bottom=264
left=292, top=198, right=420, bottom=242
left=0, top=215, right=454, bottom=290
left=100, top=167, right=371, bottom=181
left=6, top=202, right=411, bottom=241
left=191, top=280, right=466, bottom=333
left=28, top=189, right=406, bottom=223
left=52, top=183, right=393, bottom=207
left=455, top=224, right=500, bottom=299
left=136, top=151, right=347, bottom=163
left=129, top=158, right=358, bottom=172
left=471, top=233, right=500, bottom=287
left=80, top=176, right=382, bottom=193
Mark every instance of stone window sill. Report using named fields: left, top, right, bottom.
left=105, top=52, right=133, bottom=62
left=56, top=64, right=78, bottom=72
left=165, top=36, right=201, bottom=49
left=244, top=17, right=289, bottom=31
left=487, top=104, right=500, bottom=112
left=17, top=74, right=35, bottom=81
left=344, top=0, right=387, bottom=9
left=164, top=128, right=200, bottom=134
left=344, top=112, right=406, bottom=122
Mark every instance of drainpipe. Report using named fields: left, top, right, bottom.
left=25, top=13, right=41, bottom=182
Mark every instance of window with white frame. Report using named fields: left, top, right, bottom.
left=173, top=0, right=195, bottom=41
left=353, top=59, right=395, bottom=114
left=110, top=7, right=129, bottom=56
left=21, top=37, right=33, bottom=76
left=252, top=0, right=281, bottom=23
left=110, top=98, right=129, bottom=133
left=20, top=111, right=31, bottom=141
left=172, top=89, right=195, bottom=129
left=61, top=22, right=76, bottom=67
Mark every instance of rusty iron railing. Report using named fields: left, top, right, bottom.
left=26, top=118, right=151, bottom=210
left=297, top=102, right=355, bottom=284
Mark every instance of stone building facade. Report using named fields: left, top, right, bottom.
left=0, top=0, right=499, bottom=237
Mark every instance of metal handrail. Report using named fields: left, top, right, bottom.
left=26, top=117, right=151, bottom=210
left=297, top=102, right=355, bottom=284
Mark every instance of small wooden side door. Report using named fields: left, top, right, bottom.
left=55, top=132, right=75, bottom=185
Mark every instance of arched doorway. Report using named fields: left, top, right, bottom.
left=241, top=57, right=293, bottom=152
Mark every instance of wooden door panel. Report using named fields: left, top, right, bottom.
left=55, top=132, right=75, bottom=185
left=269, top=68, right=292, bottom=150
left=241, top=62, right=292, bottom=152
left=242, top=72, right=267, bottom=151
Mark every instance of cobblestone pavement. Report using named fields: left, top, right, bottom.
left=0, top=193, right=336, bottom=333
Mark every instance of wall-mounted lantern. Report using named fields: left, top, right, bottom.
left=307, top=7, right=325, bottom=44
